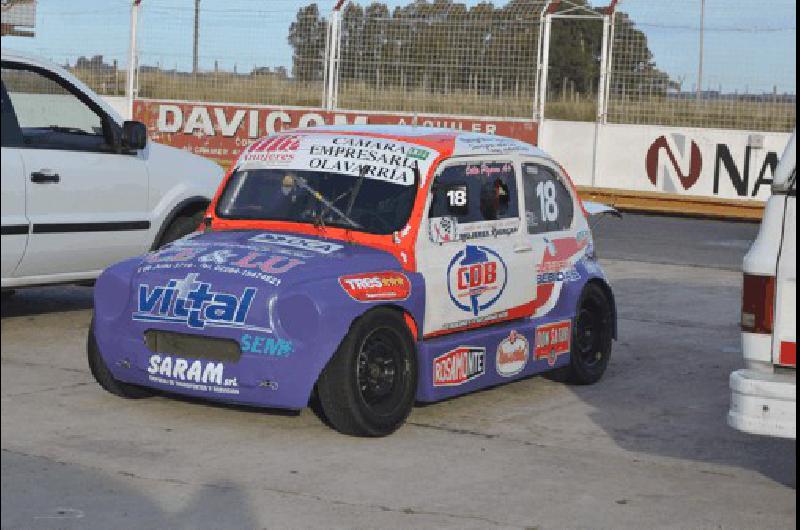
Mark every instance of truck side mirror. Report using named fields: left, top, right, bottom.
left=122, top=120, right=148, bottom=151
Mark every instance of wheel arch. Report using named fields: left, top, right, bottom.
left=585, top=277, right=617, bottom=340
left=150, top=196, right=210, bottom=250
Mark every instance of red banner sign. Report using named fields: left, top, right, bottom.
left=133, top=99, right=538, bottom=166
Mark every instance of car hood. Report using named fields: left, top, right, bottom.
left=136, top=229, right=403, bottom=290
left=104, top=229, right=407, bottom=339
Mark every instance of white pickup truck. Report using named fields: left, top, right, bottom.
left=1, top=50, right=223, bottom=290
left=729, top=130, right=796, bottom=439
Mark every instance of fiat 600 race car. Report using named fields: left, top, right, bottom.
left=89, top=125, right=617, bottom=436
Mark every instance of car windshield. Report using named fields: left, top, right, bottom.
left=215, top=168, right=418, bottom=234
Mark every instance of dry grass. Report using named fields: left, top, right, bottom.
left=73, top=68, right=795, bottom=132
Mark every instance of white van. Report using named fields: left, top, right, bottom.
left=728, top=130, right=796, bottom=439
left=1, top=50, right=223, bottom=289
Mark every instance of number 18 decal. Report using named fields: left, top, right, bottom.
left=447, top=187, right=467, bottom=207
left=536, top=180, right=558, bottom=222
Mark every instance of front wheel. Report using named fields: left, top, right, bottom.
left=316, top=308, right=417, bottom=437
left=561, top=283, right=614, bottom=385
left=88, top=321, right=153, bottom=399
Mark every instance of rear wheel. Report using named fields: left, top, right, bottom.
left=88, top=322, right=153, bottom=399
left=316, top=308, right=417, bottom=437
left=555, top=283, right=613, bottom=385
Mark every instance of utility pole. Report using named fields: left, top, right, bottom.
left=697, top=0, right=705, bottom=100
left=193, top=0, right=200, bottom=74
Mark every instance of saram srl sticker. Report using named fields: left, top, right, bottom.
left=339, top=271, right=411, bottom=302
left=535, top=320, right=571, bottom=366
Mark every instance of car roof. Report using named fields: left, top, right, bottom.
left=293, top=124, right=552, bottom=159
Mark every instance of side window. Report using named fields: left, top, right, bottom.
left=429, top=161, right=519, bottom=223
left=1, top=65, right=108, bottom=151
left=0, top=80, right=23, bottom=147
left=522, top=163, right=574, bottom=234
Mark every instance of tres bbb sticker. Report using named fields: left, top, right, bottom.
left=339, top=271, right=411, bottom=302
left=535, top=320, right=571, bottom=366
left=496, top=330, right=529, bottom=377
left=447, top=245, right=508, bottom=316
left=433, top=346, right=486, bottom=386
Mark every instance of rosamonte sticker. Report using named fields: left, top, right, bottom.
left=237, top=134, right=439, bottom=186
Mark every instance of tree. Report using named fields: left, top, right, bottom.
left=287, top=0, right=673, bottom=98
left=288, top=4, right=327, bottom=81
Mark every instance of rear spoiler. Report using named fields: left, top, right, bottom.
left=583, top=201, right=622, bottom=218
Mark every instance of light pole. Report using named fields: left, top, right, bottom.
left=697, top=0, right=705, bottom=100
left=193, top=0, right=200, bottom=74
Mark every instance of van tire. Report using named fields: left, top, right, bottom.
left=157, top=210, right=204, bottom=248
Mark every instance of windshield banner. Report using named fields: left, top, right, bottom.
left=236, top=133, right=438, bottom=186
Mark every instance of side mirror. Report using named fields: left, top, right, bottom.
left=122, top=120, right=148, bottom=150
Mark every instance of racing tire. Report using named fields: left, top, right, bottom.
left=156, top=209, right=204, bottom=248
left=316, top=308, right=418, bottom=437
left=88, top=322, right=153, bottom=399
left=558, top=283, right=614, bottom=385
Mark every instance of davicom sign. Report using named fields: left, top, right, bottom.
left=132, top=99, right=538, bottom=165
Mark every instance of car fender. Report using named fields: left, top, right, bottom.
left=270, top=271, right=426, bottom=402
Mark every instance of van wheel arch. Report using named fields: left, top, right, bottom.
left=151, top=197, right=209, bottom=250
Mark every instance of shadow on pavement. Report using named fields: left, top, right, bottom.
left=1, top=286, right=94, bottom=318
left=576, top=276, right=796, bottom=488
left=1, top=449, right=259, bottom=530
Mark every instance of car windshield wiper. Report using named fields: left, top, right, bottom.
left=317, top=164, right=370, bottom=222
left=293, top=176, right=361, bottom=229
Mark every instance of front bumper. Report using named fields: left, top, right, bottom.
left=728, top=368, right=796, bottom=439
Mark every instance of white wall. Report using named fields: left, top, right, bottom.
left=102, top=96, right=130, bottom=120
left=538, top=120, right=598, bottom=186
left=539, top=120, right=792, bottom=202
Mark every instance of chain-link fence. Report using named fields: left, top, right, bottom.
left=2, top=0, right=795, bottom=132
left=335, top=0, right=544, bottom=118
left=607, top=0, right=796, bottom=131
left=134, top=0, right=325, bottom=107
left=2, top=0, right=130, bottom=96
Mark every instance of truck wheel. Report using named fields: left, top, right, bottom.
left=156, top=210, right=204, bottom=248
left=316, top=308, right=417, bottom=437
left=88, top=322, right=153, bottom=399
left=564, top=283, right=613, bottom=385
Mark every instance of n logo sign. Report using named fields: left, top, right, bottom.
left=645, top=134, right=703, bottom=192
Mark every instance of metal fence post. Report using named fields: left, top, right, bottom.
left=537, top=12, right=552, bottom=123
left=324, top=1, right=344, bottom=111
left=126, top=0, right=142, bottom=120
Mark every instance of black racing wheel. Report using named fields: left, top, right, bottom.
left=316, top=308, right=417, bottom=436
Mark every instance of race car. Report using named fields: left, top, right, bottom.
left=89, top=126, right=617, bottom=436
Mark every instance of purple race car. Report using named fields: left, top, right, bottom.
left=89, top=126, right=617, bottom=436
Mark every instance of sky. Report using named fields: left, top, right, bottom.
left=2, top=0, right=796, bottom=94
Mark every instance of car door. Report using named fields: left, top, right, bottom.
left=416, top=156, right=537, bottom=336
left=519, top=159, right=584, bottom=318
left=1, top=80, right=29, bottom=279
left=1, top=61, right=150, bottom=279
